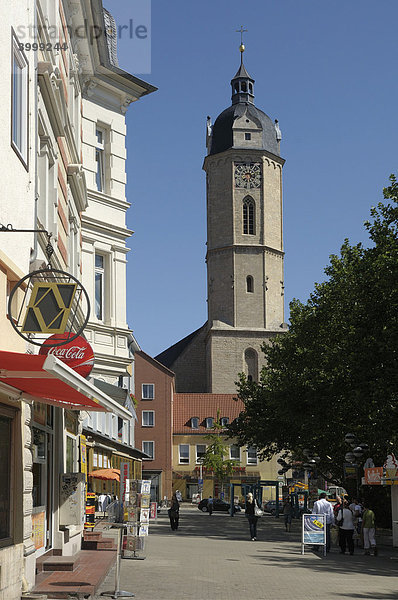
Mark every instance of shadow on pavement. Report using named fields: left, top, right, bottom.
left=336, top=594, right=398, bottom=599
left=152, top=505, right=398, bottom=582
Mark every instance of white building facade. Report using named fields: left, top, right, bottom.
left=0, top=1, right=155, bottom=597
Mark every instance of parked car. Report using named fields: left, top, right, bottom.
left=198, top=498, right=241, bottom=513
left=263, top=500, right=284, bottom=515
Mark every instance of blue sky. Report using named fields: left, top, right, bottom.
left=107, top=0, right=398, bottom=357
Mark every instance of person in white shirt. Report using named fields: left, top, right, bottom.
left=312, top=492, right=335, bottom=552
left=336, top=500, right=355, bottom=555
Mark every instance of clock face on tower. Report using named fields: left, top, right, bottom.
left=234, top=162, right=261, bottom=189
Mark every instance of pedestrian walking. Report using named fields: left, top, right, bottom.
left=333, top=495, right=343, bottom=547
left=312, top=492, right=335, bottom=552
left=245, top=492, right=259, bottom=541
left=336, top=500, right=355, bottom=555
left=168, top=493, right=180, bottom=531
left=283, top=498, right=294, bottom=532
left=362, top=500, right=377, bottom=556
left=207, top=495, right=214, bottom=515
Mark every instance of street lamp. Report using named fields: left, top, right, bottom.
left=344, top=433, right=369, bottom=495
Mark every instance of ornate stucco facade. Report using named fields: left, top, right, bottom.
left=0, top=2, right=155, bottom=597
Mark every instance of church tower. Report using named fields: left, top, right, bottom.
left=203, top=43, right=286, bottom=392
left=156, top=43, right=286, bottom=393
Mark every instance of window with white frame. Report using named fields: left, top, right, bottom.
left=220, top=417, right=229, bottom=427
left=205, top=417, right=214, bottom=429
left=179, top=444, right=189, bottom=464
left=142, top=441, right=154, bottom=460
left=11, top=32, right=29, bottom=166
left=247, top=446, right=258, bottom=465
left=142, top=384, right=154, bottom=400
left=196, top=444, right=206, bottom=463
left=142, top=411, right=154, bottom=427
left=95, top=127, right=105, bottom=192
left=117, top=417, right=123, bottom=439
left=230, top=445, right=240, bottom=460
left=191, top=417, right=199, bottom=429
left=66, top=435, right=76, bottom=472
left=95, top=254, right=105, bottom=320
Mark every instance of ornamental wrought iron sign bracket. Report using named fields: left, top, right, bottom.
left=0, top=223, right=55, bottom=266
left=3, top=224, right=90, bottom=347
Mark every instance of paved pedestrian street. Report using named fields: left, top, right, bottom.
left=97, top=505, right=398, bottom=600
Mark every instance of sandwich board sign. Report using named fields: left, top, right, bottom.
left=302, top=513, right=326, bottom=556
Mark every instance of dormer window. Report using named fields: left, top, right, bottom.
left=205, top=417, right=214, bottom=429
left=220, top=417, right=229, bottom=427
left=191, top=417, right=199, bottom=429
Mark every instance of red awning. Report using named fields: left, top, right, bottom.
left=0, top=350, right=131, bottom=419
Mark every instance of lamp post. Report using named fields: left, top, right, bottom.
left=344, top=433, right=369, bottom=496
left=197, top=458, right=204, bottom=501
left=302, top=450, right=321, bottom=491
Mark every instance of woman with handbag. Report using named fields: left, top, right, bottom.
left=336, top=500, right=355, bottom=555
left=245, top=492, right=261, bottom=541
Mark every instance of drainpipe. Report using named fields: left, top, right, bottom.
left=30, top=0, right=39, bottom=268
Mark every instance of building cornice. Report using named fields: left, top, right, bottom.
left=81, top=214, right=133, bottom=241
left=203, top=147, right=285, bottom=171
left=87, top=189, right=131, bottom=212
left=206, top=244, right=284, bottom=261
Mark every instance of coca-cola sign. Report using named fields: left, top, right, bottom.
left=39, top=334, right=94, bottom=378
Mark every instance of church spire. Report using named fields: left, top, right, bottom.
left=231, top=27, right=254, bottom=105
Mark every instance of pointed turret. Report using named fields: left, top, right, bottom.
left=230, top=46, right=254, bottom=104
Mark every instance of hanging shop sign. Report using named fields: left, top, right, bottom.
left=343, top=462, right=358, bottom=479
left=39, top=333, right=94, bottom=378
left=364, top=467, right=383, bottom=485
left=8, top=268, right=90, bottom=347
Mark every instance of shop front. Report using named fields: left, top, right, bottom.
left=0, top=349, right=132, bottom=589
left=31, top=403, right=54, bottom=558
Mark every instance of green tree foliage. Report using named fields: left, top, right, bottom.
left=231, top=176, right=398, bottom=485
left=201, top=412, right=239, bottom=493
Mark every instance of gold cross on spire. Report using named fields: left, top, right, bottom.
left=236, top=26, right=248, bottom=61
left=236, top=25, right=248, bottom=46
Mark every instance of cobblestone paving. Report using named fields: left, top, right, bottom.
left=97, top=505, right=398, bottom=600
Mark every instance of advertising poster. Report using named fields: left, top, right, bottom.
left=139, top=524, right=149, bottom=537
left=302, top=514, right=326, bottom=546
left=140, top=508, right=150, bottom=523
left=140, top=494, right=150, bottom=508
left=141, top=480, right=151, bottom=495
left=31, top=510, right=45, bottom=550
left=150, top=502, right=157, bottom=519
left=120, top=461, right=130, bottom=505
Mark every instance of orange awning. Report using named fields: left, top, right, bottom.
left=0, top=350, right=131, bottom=420
left=88, top=468, right=120, bottom=481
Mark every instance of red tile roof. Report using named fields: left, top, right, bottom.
left=173, top=393, right=244, bottom=434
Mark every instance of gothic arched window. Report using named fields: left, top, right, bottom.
left=246, top=276, right=254, bottom=293
left=243, top=198, right=255, bottom=235
left=244, top=348, right=258, bottom=382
